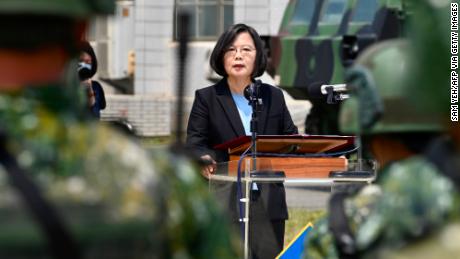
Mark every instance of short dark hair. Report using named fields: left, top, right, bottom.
left=210, top=23, right=267, bottom=78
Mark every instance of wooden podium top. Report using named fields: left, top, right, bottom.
left=215, top=135, right=354, bottom=178
left=214, top=135, right=355, bottom=155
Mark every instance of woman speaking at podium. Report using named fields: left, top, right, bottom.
left=186, top=23, right=298, bottom=259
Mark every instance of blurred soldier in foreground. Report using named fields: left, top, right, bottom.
left=381, top=1, right=460, bottom=258
left=0, top=0, right=238, bottom=258
left=303, top=39, right=459, bottom=258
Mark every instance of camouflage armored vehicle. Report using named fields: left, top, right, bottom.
left=266, top=0, right=407, bottom=134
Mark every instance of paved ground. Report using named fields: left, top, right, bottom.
left=285, top=186, right=331, bottom=210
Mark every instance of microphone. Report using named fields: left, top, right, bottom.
left=243, top=80, right=261, bottom=101
left=308, top=82, right=350, bottom=103
left=320, top=84, right=347, bottom=95
left=243, top=84, right=253, bottom=101
left=244, top=80, right=263, bottom=110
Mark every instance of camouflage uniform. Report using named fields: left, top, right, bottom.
left=381, top=1, right=460, bottom=257
left=305, top=157, right=459, bottom=259
left=303, top=39, right=460, bottom=259
left=0, top=1, right=238, bottom=258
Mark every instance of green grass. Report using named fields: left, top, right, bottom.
left=284, top=208, right=325, bottom=247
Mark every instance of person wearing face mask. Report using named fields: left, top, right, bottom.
left=78, top=41, right=106, bottom=118
left=186, top=23, right=298, bottom=259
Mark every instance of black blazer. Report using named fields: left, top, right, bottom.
left=186, top=78, right=298, bottom=162
left=186, top=78, right=298, bottom=221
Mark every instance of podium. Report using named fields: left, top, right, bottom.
left=210, top=135, right=375, bottom=259
left=215, top=135, right=355, bottom=178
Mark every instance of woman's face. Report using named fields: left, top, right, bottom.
left=79, top=52, right=92, bottom=64
left=223, top=32, right=256, bottom=81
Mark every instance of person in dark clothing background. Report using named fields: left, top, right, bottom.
left=79, top=41, right=106, bottom=118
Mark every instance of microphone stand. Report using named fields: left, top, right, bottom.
left=242, top=81, right=261, bottom=259
left=249, top=92, right=258, bottom=172
left=247, top=80, right=262, bottom=172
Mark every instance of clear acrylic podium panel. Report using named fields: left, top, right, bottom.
left=209, top=158, right=376, bottom=256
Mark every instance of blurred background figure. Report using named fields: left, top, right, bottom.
left=0, top=0, right=238, bottom=258
left=386, top=1, right=460, bottom=257
left=78, top=41, right=106, bottom=118
left=302, top=39, right=456, bottom=259
left=303, top=0, right=460, bottom=258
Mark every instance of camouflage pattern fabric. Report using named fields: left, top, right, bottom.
left=271, top=0, right=405, bottom=96
left=378, top=140, right=460, bottom=259
left=377, top=221, right=460, bottom=259
left=267, top=0, right=406, bottom=134
left=303, top=156, right=460, bottom=259
left=380, top=0, right=460, bottom=256
left=302, top=0, right=459, bottom=257
left=0, top=83, right=239, bottom=258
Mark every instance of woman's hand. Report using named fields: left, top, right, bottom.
left=81, top=79, right=95, bottom=106
left=200, top=155, right=216, bottom=179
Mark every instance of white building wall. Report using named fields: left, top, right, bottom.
left=102, top=95, right=171, bottom=136
left=105, top=0, right=175, bottom=136
left=234, top=0, right=288, bottom=35
left=135, top=0, right=174, bottom=95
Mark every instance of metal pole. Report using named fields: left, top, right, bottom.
left=250, top=97, right=258, bottom=171
left=244, top=179, right=251, bottom=259
left=243, top=159, right=251, bottom=259
left=175, top=12, right=189, bottom=146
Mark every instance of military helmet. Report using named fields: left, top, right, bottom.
left=0, top=0, right=114, bottom=17
left=405, top=0, right=451, bottom=117
left=340, top=39, right=444, bottom=135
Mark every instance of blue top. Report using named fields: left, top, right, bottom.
left=231, top=93, right=252, bottom=135
left=90, top=80, right=106, bottom=118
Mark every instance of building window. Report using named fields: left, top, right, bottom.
left=292, top=0, right=315, bottom=24
left=320, top=0, right=347, bottom=24
left=175, top=0, right=234, bottom=40
left=352, top=0, right=378, bottom=22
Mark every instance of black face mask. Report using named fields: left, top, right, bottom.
left=77, top=62, right=92, bottom=81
